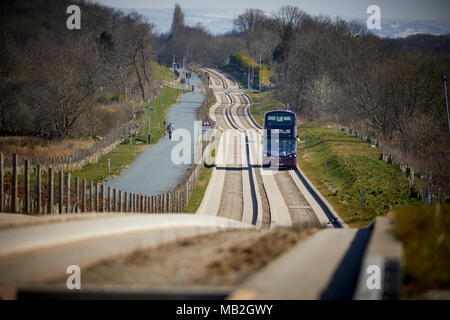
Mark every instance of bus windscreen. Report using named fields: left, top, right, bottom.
left=265, top=113, right=295, bottom=127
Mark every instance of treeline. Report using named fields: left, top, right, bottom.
left=157, top=4, right=244, bottom=68
left=229, top=52, right=269, bottom=85
left=233, top=6, right=450, bottom=197
left=0, top=0, right=160, bottom=138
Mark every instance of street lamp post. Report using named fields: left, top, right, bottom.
left=259, top=55, right=262, bottom=93
left=172, top=54, right=176, bottom=81
left=443, top=74, right=450, bottom=138
left=248, top=65, right=251, bottom=91
left=146, top=106, right=155, bottom=143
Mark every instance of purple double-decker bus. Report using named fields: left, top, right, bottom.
left=262, top=110, right=297, bottom=169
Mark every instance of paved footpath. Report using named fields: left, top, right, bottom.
left=106, top=71, right=204, bottom=195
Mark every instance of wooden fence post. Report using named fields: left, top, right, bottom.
left=113, top=189, right=117, bottom=212
left=100, top=184, right=104, bottom=212
left=12, top=154, right=18, bottom=213
left=82, top=179, right=86, bottom=213
left=149, top=196, right=152, bottom=213
left=185, top=182, right=189, bottom=208
left=131, top=193, right=134, bottom=212
left=107, top=186, right=111, bottom=212
left=118, top=190, right=122, bottom=213
left=164, top=193, right=168, bottom=212
left=89, top=181, right=94, bottom=212
left=168, top=193, right=171, bottom=212
left=36, top=164, right=41, bottom=214
left=129, top=193, right=132, bottom=212
left=95, top=183, right=99, bottom=212
left=25, top=159, right=30, bottom=213
left=58, top=170, right=63, bottom=214
left=48, top=168, right=54, bottom=214
left=66, top=173, right=71, bottom=214
left=0, top=153, right=3, bottom=213
left=128, top=193, right=132, bottom=212
left=176, top=189, right=180, bottom=212
left=75, top=177, right=79, bottom=213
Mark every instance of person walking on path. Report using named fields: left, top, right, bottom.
left=167, top=122, right=174, bottom=140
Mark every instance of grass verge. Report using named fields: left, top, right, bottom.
left=247, top=91, right=284, bottom=127
left=393, top=203, right=450, bottom=297
left=183, top=166, right=214, bottom=213
left=150, top=62, right=175, bottom=83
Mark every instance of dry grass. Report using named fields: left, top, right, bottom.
left=0, top=136, right=95, bottom=159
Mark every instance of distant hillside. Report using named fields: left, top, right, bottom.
left=118, top=7, right=236, bottom=35
left=386, top=34, right=450, bottom=55
left=355, top=17, right=450, bottom=38
left=117, top=7, right=450, bottom=38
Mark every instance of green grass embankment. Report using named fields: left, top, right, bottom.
left=247, top=91, right=284, bottom=126
left=182, top=166, right=214, bottom=213
left=150, top=62, right=175, bottom=83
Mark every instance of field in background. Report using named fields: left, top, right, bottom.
left=0, top=137, right=95, bottom=159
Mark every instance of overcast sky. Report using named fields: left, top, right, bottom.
left=95, top=0, right=450, bottom=21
